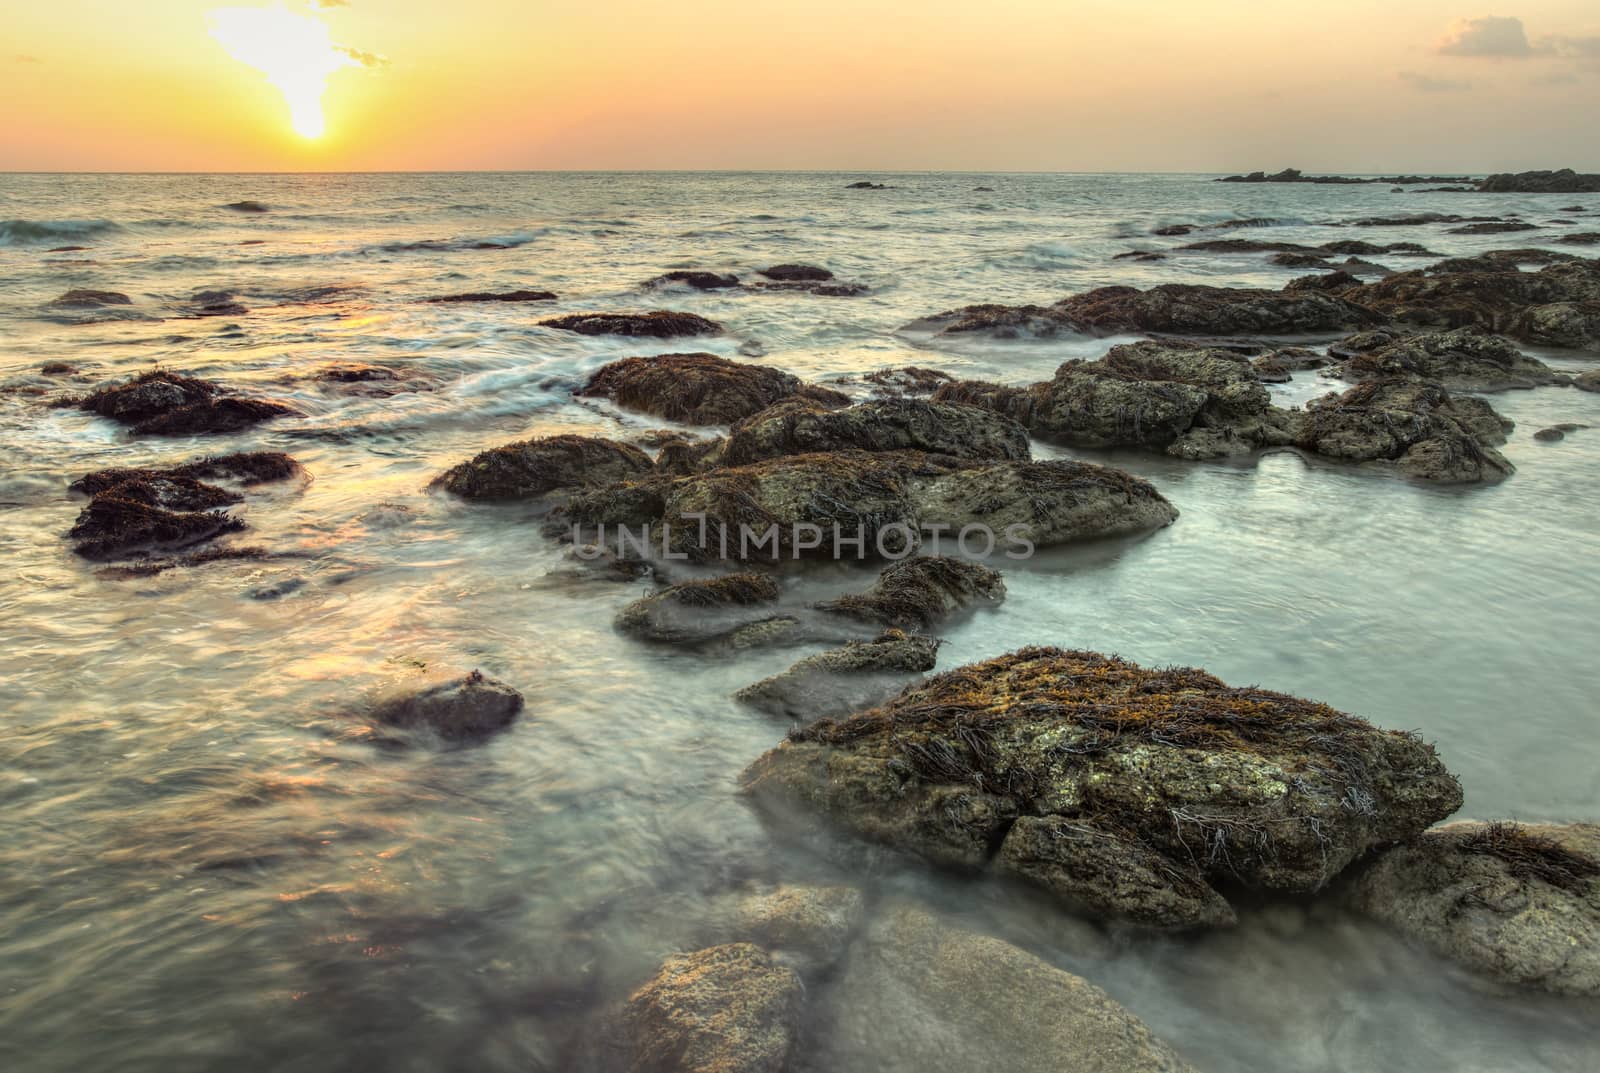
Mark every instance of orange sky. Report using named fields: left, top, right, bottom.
left=3, top=1, right=1598, bottom=172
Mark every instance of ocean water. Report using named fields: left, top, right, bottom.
left=1, top=172, right=1598, bottom=1072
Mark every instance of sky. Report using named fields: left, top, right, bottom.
left=3, top=1, right=1598, bottom=172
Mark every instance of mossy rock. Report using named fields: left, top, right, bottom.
left=614, top=572, right=787, bottom=646
left=1324, top=326, right=1566, bottom=391
left=813, top=555, right=1004, bottom=630
left=577, top=353, right=849, bottom=426
left=1293, top=377, right=1515, bottom=482
left=721, top=397, right=1029, bottom=466
left=741, top=648, right=1462, bottom=928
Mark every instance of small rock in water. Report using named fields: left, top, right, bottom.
left=860, top=365, right=954, bottom=397
left=845, top=181, right=887, bottom=189
left=758, top=264, right=833, bottom=282
left=424, top=289, right=557, bottom=303
left=734, top=884, right=865, bottom=976
left=369, top=666, right=524, bottom=742
left=734, top=629, right=940, bottom=719
left=434, top=434, right=653, bottom=500
left=538, top=310, right=723, bottom=338
left=615, top=573, right=784, bottom=646
left=47, top=289, right=132, bottom=308
left=722, top=396, right=1029, bottom=466
left=643, top=270, right=740, bottom=290
left=813, top=555, right=1004, bottom=631
left=1534, top=427, right=1565, bottom=441
left=223, top=200, right=269, bottom=213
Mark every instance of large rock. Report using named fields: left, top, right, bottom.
left=615, top=943, right=803, bottom=1073
left=1293, top=378, right=1515, bottom=482
left=741, top=648, right=1462, bottom=927
left=368, top=666, right=523, bottom=741
left=1575, top=369, right=1600, bottom=392
left=563, top=452, right=1177, bottom=563
left=734, top=630, right=940, bottom=719
left=722, top=397, right=1029, bottom=466
left=1345, top=821, right=1600, bottom=996
left=1324, top=327, right=1567, bottom=391
left=577, top=353, right=848, bottom=426
left=539, top=311, right=723, bottom=338
left=812, top=555, right=1005, bottom=630
left=1054, top=283, right=1374, bottom=335
left=434, top=435, right=654, bottom=500
left=813, top=903, right=1198, bottom=1073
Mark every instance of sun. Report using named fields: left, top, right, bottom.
left=208, top=3, right=362, bottom=139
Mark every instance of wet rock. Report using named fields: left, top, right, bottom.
left=1558, top=233, right=1600, bottom=246
left=741, top=648, right=1462, bottom=928
left=1054, top=283, right=1374, bottom=335
left=1294, top=378, right=1515, bottom=482
left=47, top=289, right=132, bottom=308
left=424, top=289, right=557, bottom=303
left=68, top=494, right=246, bottom=560
left=369, top=666, right=524, bottom=741
left=539, top=311, right=723, bottom=338
left=1153, top=224, right=1195, bottom=236
left=1345, top=821, right=1600, bottom=996
left=721, top=397, right=1030, bottom=466
left=1447, top=221, right=1539, bottom=235
left=1533, top=427, right=1565, bottom=441
left=577, top=353, right=849, bottom=425
left=860, top=365, right=954, bottom=397
left=1478, top=169, right=1600, bottom=194
left=314, top=362, right=401, bottom=383
left=654, top=437, right=727, bottom=476
left=615, top=943, right=803, bottom=1073
left=735, top=630, right=940, bottom=719
left=93, top=545, right=275, bottom=580
left=1250, top=356, right=1295, bottom=382
left=565, top=452, right=1177, bottom=563
left=39, top=361, right=76, bottom=376
left=846, top=181, right=888, bottom=189
left=1324, top=327, right=1567, bottom=391
left=1114, top=250, right=1168, bottom=262
left=615, top=573, right=784, bottom=645
left=434, top=434, right=653, bottom=500
left=1574, top=369, right=1600, bottom=392
left=812, top=555, right=1004, bottom=631
left=923, top=303, right=1073, bottom=339
left=758, top=264, right=833, bottom=282
left=644, top=270, right=741, bottom=291
left=68, top=371, right=300, bottom=434
left=1268, top=251, right=1332, bottom=269
left=734, top=885, right=865, bottom=974
left=813, top=903, right=1199, bottom=1072
left=70, top=452, right=301, bottom=499
left=1350, top=212, right=1498, bottom=228
left=1511, top=300, right=1600, bottom=350
left=1185, top=238, right=1315, bottom=254
left=69, top=471, right=240, bottom=511
left=129, top=396, right=301, bottom=436
left=223, top=200, right=270, bottom=212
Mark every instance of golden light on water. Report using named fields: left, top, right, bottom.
left=207, top=3, right=363, bottom=139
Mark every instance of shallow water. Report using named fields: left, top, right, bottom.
left=2, top=172, right=1598, bottom=1072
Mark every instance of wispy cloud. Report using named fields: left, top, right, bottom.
left=337, top=45, right=387, bottom=68
left=1399, top=70, right=1473, bottom=92
left=1437, top=15, right=1535, bottom=57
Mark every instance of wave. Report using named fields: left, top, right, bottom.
left=0, top=219, right=121, bottom=246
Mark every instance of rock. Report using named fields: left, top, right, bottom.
left=47, top=289, right=132, bottom=308
left=741, top=648, right=1462, bottom=927
left=1114, top=250, right=1168, bottom=262
left=314, top=362, right=400, bottom=383
left=813, top=903, right=1199, bottom=1072
left=812, top=555, right=1005, bottom=630
left=577, top=353, right=848, bottom=426
left=39, top=361, right=77, bottom=376
left=539, top=311, right=723, bottom=338
left=1152, top=225, right=1195, bottom=236
left=923, top=303, right=1073, bottom=339
left=67, top=371, right=301, bottom=434
left=1268, top=251, right=1332, bottom=269
left=644, top=270, right=740, bottom=290
left=721, top=397, right=1030, bottom=466
left=1294, top=378, right=1515, bottom=482
left=1345, top=821, right=1600, bottom=996
left=128, top=396, right=302, bottom=436
left=1323, top=327, right=1567, bottom=391
left=614, top=943, right=803, bottom=1073
left=1447, top=222, right=1539, bottom=235
left=223, top=200, right=270, bottom=212
left=1185, top=238, right=1315, bottom=254
left=92, top=545, right=274, bottom=580
left=70, top=452, right=302, bottom=498
left=1534, top=427, right=1565, bottom=441
left=68, top=494, right=245, bottom=560
left=368, top=666, right=523, bottom=741
left=1558, top=233, right=1600, bottom=246
left=734, top=885, right=864, bottom=974
left=425, top=289, right=557, bottom=303
left=1478, top=169, right=1600, bottom=194
left=934, top=341, right=1286, bottom=452
left=860, top=365, right=954, bottom=397
left=435, top=434, right=653, bottom=500
left=758, top=264, right=834, bottom=282
left=1051, top=283, right=1374, bottom=336
left=1574, top=369, right=1600, bottom=392
left=735, top=630, right=941, bottom=719
left=564, top=452, right=1177, bottom=563
left=615, top=573, right=785, bottom=645
left=1511, top=300, right=1600, bottom=349
left=846, top=181, right=888, bottom=189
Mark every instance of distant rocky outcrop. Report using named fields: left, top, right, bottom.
left=1478, top=169, right=1600, bottom=194
left=1216, top=168, right=1473, bottom=185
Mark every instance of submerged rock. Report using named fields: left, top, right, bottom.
left=434, top=434, right=654, bottom=500
left=813, top=903, right=1199, bottom=1072
left=1558, top=233, right=1600, bottom=246
left=67, top=371, right=301, bottom=435
left=741, top=648, right=1461, bottom=928
left=577, top=353, right=849, bottom=426
left=1324, top=327, right=1567, bottom=391
left=733, top=885, right=865, bottom=975
left=369, top=666, right=524, bottom=742
left=644, top=270, right=740, bottom=290
left=424, top=289, right=557, bottom=303
left=614, top=943, right=803, bottom=1073
left=735, top=630, right=941, bottom=719
left=1534, top=427, right=1565, bottom=441
left=539, top=311, right=723, bottom=338
left=1346, top=821, right=1600, bottom=996
left=813, top=555, right=1005, bottom=630
left=68, top=495, right=245, bottom=560
left=721, top=397, right=1030, bottom=466
left=1294, top=378, right=1515, bottom=482
left=47, top=289, right=132, bottom=308
left=1447, top=221, right=1539, bottom=235
left=758, top=264, right=833, bottom=282
left=614, top=573, right=786, bottom=646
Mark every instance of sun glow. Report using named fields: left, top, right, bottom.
left=208, top=3, right=362, bottom=138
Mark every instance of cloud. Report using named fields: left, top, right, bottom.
left=337, top=45, right=387, bottom=68
left=1436, top=15, right=1536, bottom=57
left=1541, top=34, right=1600, bottom=60
left=1399, top=70, right=1474, bottom=92
left=310, top=1, right=350, bottom=8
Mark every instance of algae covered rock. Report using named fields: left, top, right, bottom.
left=1345, top=821, right=1600, bottom=996
left=616, top=943, right=803, bottom=1073
left=1054, top=282, right=1374, bottom=336
left=577, top=353, right=849, bottom=426
left=740, top=648, right=1462, bottom=928
left=539, top=311, right=724, bottom=338
left=369, top=666, right=523, bottom=742
left=722, top=396, right=1029, bottom=466
left=813, top=903, right=1199, bottom=1073
left=67, top=371, right=301, bottom=435
left=1293, top=378, right=1515, bottom=482
left=614, top=573, right=787, bottom=646
left=734, top=630, right=941, bottom=720
left=1325, top=327, right=1567, bottom=391
left=435, top=434, right=654, bottom=500
left=813, top=555, right=1005, bottom=630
